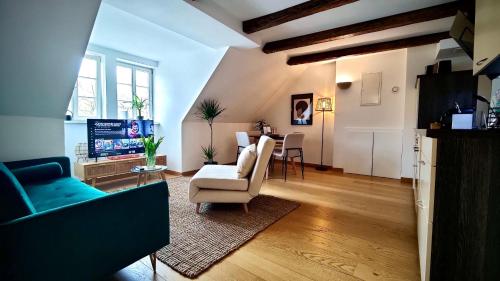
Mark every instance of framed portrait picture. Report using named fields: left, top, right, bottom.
left=291, top=93, right=313, bottom=125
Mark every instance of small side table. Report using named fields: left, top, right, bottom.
left=131, top=165, right=168, bottom=187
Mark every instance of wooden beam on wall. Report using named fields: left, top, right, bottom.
left=264, top=2, right=459, bottom=53
left=242, top=0, right=358, bottom=34
left=287, top=32, right=450, bottom=65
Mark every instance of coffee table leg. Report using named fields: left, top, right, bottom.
left=136, top=174, right=142, bottom=187
left=160, top=171, right=166, bottom=181
left=144, top=173, right=148, bottom=185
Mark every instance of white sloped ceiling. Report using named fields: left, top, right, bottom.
left=184, top=47, right=307, bottom=123
left=0, top=0, right=102, bottom=118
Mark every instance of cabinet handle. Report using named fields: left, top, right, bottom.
left=419, top=160, right=425, bottom=165
left=476, top=58, right=488, bottom=66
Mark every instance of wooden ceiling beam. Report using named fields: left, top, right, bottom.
left=242, top=0, right=358, bottom=34
left=264, top=2, right=459, bottom=53
left=287, top=32, right=450, bottom=65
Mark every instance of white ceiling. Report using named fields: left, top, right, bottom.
left=211, top=0, right=454, bottom=40
left=103, top=0, right=258, bottom=49
left=206, top=0, right=455, bottom=56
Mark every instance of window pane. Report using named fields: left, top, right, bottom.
left=136, top=86, right=151, bottom=119
left=136, top=69, right=150, bottom=87
left=77, top=97, right=97, bottom=117
left=117, top=66, right=132, bottom=84
left=77, top=77, right=97, bottom=97
left=117, top=100, right=132, bottom=113
left=136, top=86, right=149, bottom=101
left=117, top=84, right=132, bottom=101
left=79, top=57, right=97, bottom=78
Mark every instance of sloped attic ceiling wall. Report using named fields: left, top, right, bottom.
left=184, top=47, right=307, bottom=123
left=0, top=0, right=101, bottom=118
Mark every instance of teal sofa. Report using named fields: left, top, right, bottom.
left=0, top=157, right=170, bottom=281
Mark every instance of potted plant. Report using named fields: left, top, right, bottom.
left=141, top=135, right=164, bottom=168
left=132, top=95, right=147, bottom=120
left=196, top=98, right=225, bottom=164
left=255, top=119, right=267, bottom=134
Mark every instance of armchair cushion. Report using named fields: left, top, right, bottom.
left=11, top=162, right=63, bottom=185
left=24, top=177, right=106, bottom=212
left=191, top=165, right=248, bottom=191
left=236, top=144, right=256, bottom=178
left=0, top=163, right=36, bottom=223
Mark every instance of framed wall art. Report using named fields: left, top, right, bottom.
left=291, top=93, right=313, bottom=125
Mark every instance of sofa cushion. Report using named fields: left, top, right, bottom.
left=236, top=144, right=257, bottom=178
left=0, top=163, right=36, bottom=222
left=24, top=177, right=106, bottom=212
left=191, top=165, right=248, bottom=191
left=11, top=162, right=63, bottom=185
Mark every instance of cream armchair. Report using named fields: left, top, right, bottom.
left=189, top=136, right=276, bottom=213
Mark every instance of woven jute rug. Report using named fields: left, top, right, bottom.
left=157, top=177, right=300, bottom=278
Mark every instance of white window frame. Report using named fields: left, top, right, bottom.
left=116, top=61, right=154, bottom=120
left=68, top=54, right=103, bottom=120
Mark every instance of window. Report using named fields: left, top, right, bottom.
left=116, top=63, right=153, bottom=120
left=68, top=55, right=102, bottom=120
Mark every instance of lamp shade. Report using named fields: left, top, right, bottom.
left=315, top=97, right=333, bottom=112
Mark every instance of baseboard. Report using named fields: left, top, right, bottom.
left=272, top=159, right=343, bottom=173
left=165, top=170, right=182, bottom=176
left=400, top=177, right=416, bottom=185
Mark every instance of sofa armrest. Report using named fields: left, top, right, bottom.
left=4, top=157, right=71, bottom=178
left=0, top=181, right=170, bottom=281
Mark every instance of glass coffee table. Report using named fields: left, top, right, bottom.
left=131, top=165, right=168, bottom=187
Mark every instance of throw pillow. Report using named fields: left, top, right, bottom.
left=236, top=144, right=257, bottom=178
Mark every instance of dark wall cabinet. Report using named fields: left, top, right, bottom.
left=417, top=71, right=478, bottom=129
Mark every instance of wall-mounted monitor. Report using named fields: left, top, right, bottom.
left=87, top=119, right=154, bottom=158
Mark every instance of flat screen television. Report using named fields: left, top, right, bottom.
left=87, top=119, right=154, bottom=158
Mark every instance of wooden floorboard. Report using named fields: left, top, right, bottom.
left=104, top=166, right=419, bottom=281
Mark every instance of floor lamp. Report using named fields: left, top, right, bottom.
left=315, top=97, right=333, bottom=171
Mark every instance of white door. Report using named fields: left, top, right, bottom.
left=344, top=131, right=373, bottom=176
left=372, top=131, right=402, bottom=179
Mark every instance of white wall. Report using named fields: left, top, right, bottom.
left=333, top=50, right=407, bottom=177
left=261, top=62, right=336, bottom=166
left=181, top=122, right=253, bottom=171
left=0, top=116, right=64, bottom=162
left=155, top=48, right=227, bottom=172
left=401, top=45, right=437, bottom=178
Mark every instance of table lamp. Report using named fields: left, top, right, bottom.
left=315, top=97, right=333, bottom=171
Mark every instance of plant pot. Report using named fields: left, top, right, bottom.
left=204, top=160, right=218, bottom=165
left=137, top=116, right=144, bottom=121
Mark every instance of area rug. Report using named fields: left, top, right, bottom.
left=157, top=177, right=300, bottom=278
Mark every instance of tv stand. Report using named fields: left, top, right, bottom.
left=74, top=155, right=167, bottom=186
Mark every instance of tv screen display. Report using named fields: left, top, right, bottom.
left=87, top=119, right=154, bottom=158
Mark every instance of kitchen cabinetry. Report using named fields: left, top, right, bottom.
left=416, top=136, right=437, bottom=281
left=415, top=130, right=500, bottom=281
left=344, top=129, right=402, bottom=179
left=473, top=0, right=500, bottom=77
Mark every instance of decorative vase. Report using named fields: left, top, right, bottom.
left=146, top=152, right=156, bottom=168
left=137, top=115, right=144, bottom=121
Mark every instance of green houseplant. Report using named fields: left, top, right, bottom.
left=196, top=98, right=225, bottom=164
left=132, top=95, right=147, bottom=120
left=141, top=135, right=164, bottom=168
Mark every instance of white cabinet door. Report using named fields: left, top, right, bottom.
left=344, top=131, right=373, bottom=176
left=473, top=0, right=500, bottom=75
left=417, top=204, right=433, bottom=281
left=372, top=131, right=402, bottom=179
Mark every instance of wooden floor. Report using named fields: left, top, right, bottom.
left=103, top=166, right=419, bottom=281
